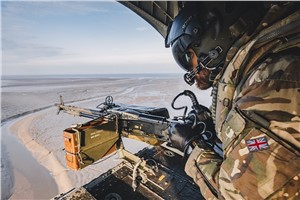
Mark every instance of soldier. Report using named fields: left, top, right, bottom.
left=166, top=2, right=300, bottom=199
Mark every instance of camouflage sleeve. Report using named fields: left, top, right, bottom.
left=185, top=143, right=222, bottom=200
left=236, top=52, right=300, bottom=150
left=218, top=52, right=300, bottom=199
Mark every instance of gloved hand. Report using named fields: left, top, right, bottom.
left=187, top=110, right=217, bottom=141
left=168, top=122, right=204, bottom=153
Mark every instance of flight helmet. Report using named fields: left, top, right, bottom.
left=165, top=2, right=265, bottom=85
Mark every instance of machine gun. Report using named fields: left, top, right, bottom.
left=55, top=90, right=218, bottom=171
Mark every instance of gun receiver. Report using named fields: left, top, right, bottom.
left=56, top=95, right=171, bottom=144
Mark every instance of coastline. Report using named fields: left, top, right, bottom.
left=2, top=116, right=60, bottom=199
left=10, top=112, right=73, bottom=194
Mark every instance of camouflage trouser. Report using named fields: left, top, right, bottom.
left=185, top=145, right=222, bottom=200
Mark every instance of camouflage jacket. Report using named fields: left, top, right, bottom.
left=185, top=4, right=300, bottom=200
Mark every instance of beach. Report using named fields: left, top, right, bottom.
left=1, top=74, right=212, bottom=199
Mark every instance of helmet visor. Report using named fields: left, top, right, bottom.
left=165, top=20, right=185, bottom=47
left=172, top=38, right=193, bottom=71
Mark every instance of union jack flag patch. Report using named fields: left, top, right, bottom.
left=246, top=136, right=269, bottom=152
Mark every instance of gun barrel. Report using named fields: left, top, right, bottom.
left=56, top=104, right=105, bottom=119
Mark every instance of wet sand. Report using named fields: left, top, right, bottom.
left=2, top=120, right=59, bottom=199
left=1, top=75, right=212, bottom=199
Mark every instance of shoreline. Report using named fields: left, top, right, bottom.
left=10, top=111, right=74, bottom=194
left=3, top=107, right=140, bottom=199
left=2, top=118, right=58, bottom=200
left=2, top=111, right=73, bottom=199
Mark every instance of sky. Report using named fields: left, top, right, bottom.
left=2, top=1, right=181, bottom=75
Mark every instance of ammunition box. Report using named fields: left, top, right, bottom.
left=63, top=116, right=119, bottom=170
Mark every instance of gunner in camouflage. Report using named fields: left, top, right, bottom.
left=166, top=2, right=300, bottom=199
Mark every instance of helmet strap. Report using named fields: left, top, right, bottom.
left=184, top=46, right=223, bottom=85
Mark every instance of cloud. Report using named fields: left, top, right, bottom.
left=2, top=48, right=180, bottom=75
left=1, top=1, right=180, bottom=75
left=2, top=2, right=81, bottom=68
left=2, top=1, right=109, bottom=17
left=3, top=39, right=67, bottom=61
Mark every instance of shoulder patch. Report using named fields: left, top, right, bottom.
left=246, top=136, right=269, bottom=152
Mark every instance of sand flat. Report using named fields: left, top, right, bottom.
left=1, top=75, right=211, bottom=199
